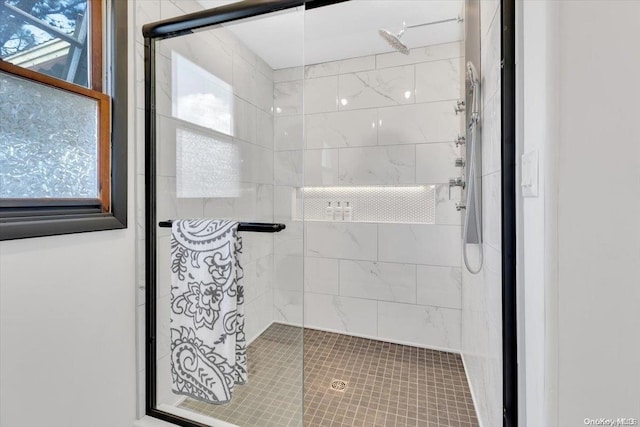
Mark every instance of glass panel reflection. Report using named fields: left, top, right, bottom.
left=172, top=53, right=234, bottom=135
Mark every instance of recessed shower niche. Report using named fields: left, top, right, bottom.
left=293, top=185, right=436, bottom=223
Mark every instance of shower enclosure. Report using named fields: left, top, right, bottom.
left=142, top=1, right=501, bottom=426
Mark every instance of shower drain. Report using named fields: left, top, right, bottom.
left=330, top=379, right=348, bottom=392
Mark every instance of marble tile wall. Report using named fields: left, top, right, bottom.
left=273, top=42, right=465, bottom=352
left=460, top=2, right=504, bottom=426
left=133, top=0, right=279, bottom=416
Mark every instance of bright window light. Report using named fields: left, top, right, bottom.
left=172, top=52, right=233, bottom=135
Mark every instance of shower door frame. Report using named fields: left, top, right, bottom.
left=141, top=1, right=518, bottom=426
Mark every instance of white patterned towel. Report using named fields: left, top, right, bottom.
left=169, top=219, right=247, bottom=404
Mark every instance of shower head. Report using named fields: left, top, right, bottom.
left=467, top=61, right=479, bottom=90
left=379, top=16, right=464, bottom=56
left=378, top=25, right=410, bottom=55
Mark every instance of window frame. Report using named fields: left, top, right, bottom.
left=0, top=0, right=127, bottom=241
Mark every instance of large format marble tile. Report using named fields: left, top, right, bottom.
left=274, top=80, right=303, bottom=116
left=417, top=265, right=462, bottom=309
left=241, top=232, right=273, bottom=263
left=435, top=184, right=463, bottom=225
left=156, top=176, right=204, bottom=224
left=156, top=116, right=177, bottom=178
left=415, top=142, right=462, bottom=184
left=232, top=53, right=256, bottom=105
left=273, top=66, right=303, bottom=83
left=274, top=185, right=296, bottom=221
left=244, top=291, right=273, bottom=343
left=304, top=293, right=378, bottom=336
left=159, top=31, right=233, bottom=86
left=339, top=145, right=415, bottom=185
left=483, top=171, right=502, bottom=251
left=242, top=142, right=273, bottom=185
left=481, top=0, right=500, bottom=38
left=339, top=260, right=417, bottom=304
left=305, top=109, right=378, bottom=149
left=153, top=53, right=173, bottom=118
left=274, top=254, right=303, bottom=292
left=304, top=257, right=339, bottom=295
left=378, top=224, right=461, bottom=266
left=378, top=302, right=461, bottom=351
left=255, top=55, right=273, bottom=81
left=338, top=65, right=415, bottom=110
left=255, top=184, right=274, bottom=221
left=481, top=12, right=502, bottom=103
left=274, top=115, right=303, bottom=151
left=304, top=149, right=339, bottom=186
left=376, top=41, right=464, bottom=69
left=274, top=220, right=303, bottom=257
left=304, top=76, right=338, bottom=114
left=256, top=109, right=274, bottom=150
left=233, top=96, right=257, bottom=144
left=135, top=0, right=160, bottom=45
left=202, top=184, right=258, bottom=221
left=274, top=150, right=303, bottom=186
left=273, top=290, right=303, bottom=326
left=415, top=58, right=464, bottom=103
left=305, top=222, right=378, bottom=261
left=243, top=255, right=273, bottom=305
left=305, top=55, right=375, bottom=78
left=254, top=70, right=273, bottom=114
left=481, top=91, right=501, bottom=176
left=377, top=102, right=462, bottom=145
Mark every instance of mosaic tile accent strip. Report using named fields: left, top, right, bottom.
left=296, top=185, right=436, bottom=224
left=180, top=323, right=479, bottom=426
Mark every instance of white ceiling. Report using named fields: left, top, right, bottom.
left=197, top=0, right=464, bottom=70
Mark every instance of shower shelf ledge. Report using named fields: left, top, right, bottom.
left=292, top=185, right=436, bottom=225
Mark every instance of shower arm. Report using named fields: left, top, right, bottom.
left=405, top=16, right=463, bottom=30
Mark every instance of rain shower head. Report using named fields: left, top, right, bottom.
left=378, top=26, right=409, bottom=55
left=379, top=16, right=463, bottom=56
left=378, top=22, right=410, bottom=56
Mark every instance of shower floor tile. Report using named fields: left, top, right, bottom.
left=179, top=323, right=479, bottom=427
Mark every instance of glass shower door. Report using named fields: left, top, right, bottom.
left=147, top=4, right=305, bottom=426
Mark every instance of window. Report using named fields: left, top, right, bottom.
left=0, top=0, right=127, bottom=240
left=172, top=52, right=234, bottom=134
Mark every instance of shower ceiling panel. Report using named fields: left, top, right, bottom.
left=196, top=0, right=464, bottom=69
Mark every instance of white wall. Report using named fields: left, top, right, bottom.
left=519, top=1, right=640, bottom=425
left=518, top=1, right=560, bottom=425
left=555, top=1, right=640, bottom=425
left=0, top=3, right=138, bottom=425
left=460, top=0, right=503, bottom=426
left=272, top=43, right=466, bottom=352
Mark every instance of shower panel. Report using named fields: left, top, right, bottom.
left=462, top=0, right=482, bottom=250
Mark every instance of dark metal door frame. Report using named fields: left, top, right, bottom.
left=142, top=1, right=518, bottom=426
left=501, top=0, right=518, bottom=426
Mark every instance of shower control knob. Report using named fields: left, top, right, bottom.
left=455, top=158, right=465, bottom=168
left=454, top=100, right=466, bottom=114
left=449, top=177, right=465, bottom=189
left=456, top=135, right=466, bottom=147
left=448, top=177, right=466, bottom=199
left=456, top=202, right=466, bottom=211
